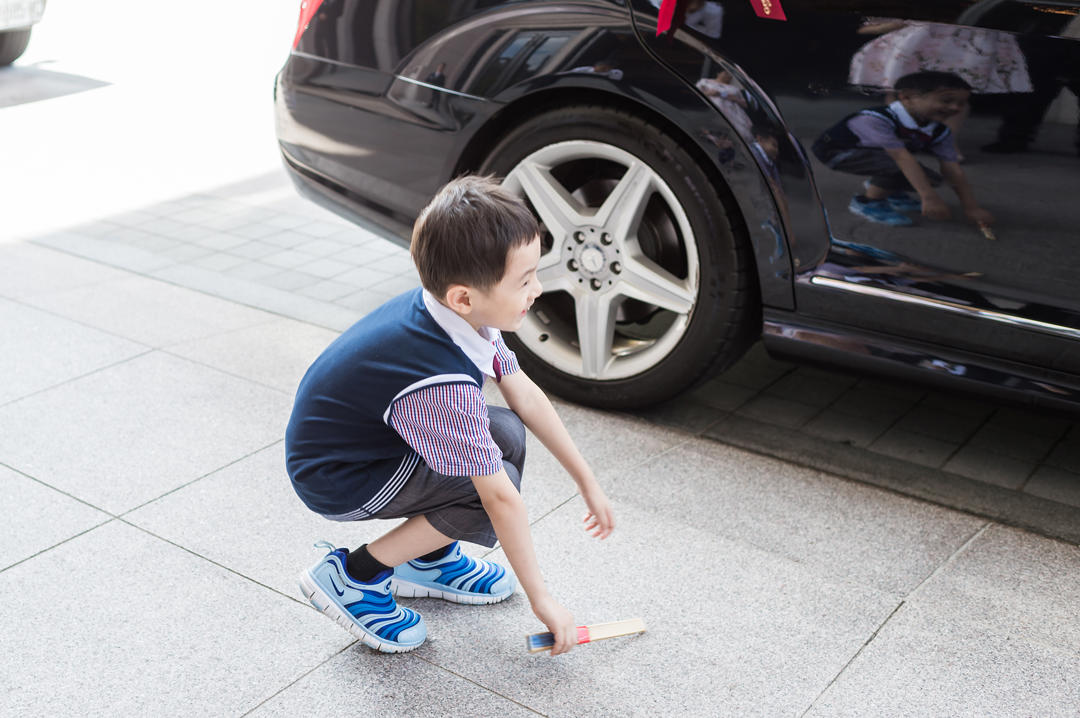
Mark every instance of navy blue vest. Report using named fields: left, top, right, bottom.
left=812, top=105, right=950, bottom=163
left=285, top=288, right=484, bottom=515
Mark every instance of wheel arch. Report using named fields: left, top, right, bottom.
left=452, top=78, right=792, bottom=312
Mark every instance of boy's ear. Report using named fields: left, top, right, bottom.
left=443, top=284, right=474, bottom=315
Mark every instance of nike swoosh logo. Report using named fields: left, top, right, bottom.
left=327, top=572, right=345, bottom=597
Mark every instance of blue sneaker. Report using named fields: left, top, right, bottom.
left=299, top=542, right=426, bottom=653
left=886, top=193, right=922, bottom=212
left=848, top=196, right=913, bottom=226
left=391, top=542, right=516, bottom=605
left=861, top=182, right=922, bottom=213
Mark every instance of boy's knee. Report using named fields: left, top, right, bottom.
left=488, top=406, right=526, bottom=462
left=488, top=406, right=525, bottom=447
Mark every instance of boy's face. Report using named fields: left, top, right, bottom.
left=755, top=134, right=779, bottom=160
left=457, top=236, right=543, bottom=332
left=899, top=87, right=970, bottom=124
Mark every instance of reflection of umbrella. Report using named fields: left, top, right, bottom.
left=849, top=22, right=1032, bottom=94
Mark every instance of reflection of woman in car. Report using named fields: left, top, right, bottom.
left=813, top=71, right=994, bottom=229
left=848, top=18, right=1032, bottom=157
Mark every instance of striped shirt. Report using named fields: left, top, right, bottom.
left=384, top=290, right=520, bottom=477
left=388, top=337, right=519, bottom=476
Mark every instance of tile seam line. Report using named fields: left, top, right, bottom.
left=0, top=347, right=157, bottom=410
left=0, top=518, right=117, bottom=576
left=157, top=347, right=294, bottom=397
left=0, top=460, right=118, bottom=517
left=117, top=438, right=284, bottom=517
left=117, top=517, right=314, bottom=608
left=413, top=654, right=548, bottom=716
left=798, top=522, right=991, bottom=717
left=238, top=641, right=358, bottom=716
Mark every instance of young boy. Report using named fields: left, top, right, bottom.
left=285, top=175, right=615, bottom=656
left=812, top=71, right=994, bottom=228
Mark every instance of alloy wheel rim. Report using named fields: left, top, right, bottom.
left=502, top=140, right=700, bottom=380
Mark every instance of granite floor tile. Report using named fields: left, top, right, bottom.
left=0, top=352, right=291, bottom=514
left=764, top=369, right=857, bottom=407
left=296, top=257, right=354, bottom=279
left=297, top=278, right=362, bottom=302
left=943, top=445, right=1034, bottom=489
left=715, top=342, right=794, bottom=390
left=261, top=269, right=323, bottom=291
left=249, top=650, right=538, bottom=717
left=0, top=243, right=131, bottom=300
left=735, top=394, right=820, bottom=429
left=263, top=249, right=321, bottom=270
left=802, top=407, right=893, bottom=448
left=686, top=377, right=758, bottom=411
left=1043, top=440, right=1080, bottom=473
left=966, top=421, right=1062, bottom=462
left=1023, top=465, right=1080, bottom=507
left=227, top=240, right=282, bottom=260
left=604, top=437, right=984, bottom=596
left=893, top=404, right=985, bottom=444
left=124, top=444, right=390, bottom=597
left=869, top=428, right=958, bottom=469
left=413, top=499, right=899, bottom=718
left=0, top=521, right=349, bottom=716
left=0, top=466, right=110, bottom=571
left=806, top=526, right=1080, bottom=718
left=22, top=275, right=276, bottom=348
left=628, top=398, right=726, bottom=434
left=0, top=298, right=148, bottom=405
left=166, top=317, right=338, bottom=394
left=985, top=407, right=1072, bottom=439
left=830, top=387, right=917, bottom=422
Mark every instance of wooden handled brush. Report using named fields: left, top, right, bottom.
left=526, top=618, right=646, bottom=653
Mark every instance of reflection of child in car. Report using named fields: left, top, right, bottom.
left=812, top=71, right=994, bottom=228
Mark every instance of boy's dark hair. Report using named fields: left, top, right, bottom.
left=894, top=71, right=972, bottom=94
left=751, top=124, right=781, bottom=141
left=411, top=175, right=539, bottom=298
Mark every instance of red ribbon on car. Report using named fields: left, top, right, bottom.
left=657, top=0, right=786, bottom=36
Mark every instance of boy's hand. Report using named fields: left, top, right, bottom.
left=921, top=195, right=951, bottom=220
left=581, top=483, right=615, bottom=539
left=531, top=595, right=576, bottom=655
left=965, top=206, right=994, bottom=226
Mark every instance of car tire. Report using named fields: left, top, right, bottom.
left=479, top=105, right=758, bottom=409
left=0, top=28, right=31, bottom=66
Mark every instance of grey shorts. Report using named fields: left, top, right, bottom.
left=338, top=406, right=526, bottom=548
left=825, top=147, right=943, bottom=192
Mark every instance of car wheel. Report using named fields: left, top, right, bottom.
left=479, top=105, right=758, bottom=409
left=0, top=28, right=32, bottom=66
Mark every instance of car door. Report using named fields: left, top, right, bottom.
left=635, top=0, right=1080, bottom=378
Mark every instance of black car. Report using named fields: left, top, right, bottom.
left=274, top=0, right=1080, bottom=412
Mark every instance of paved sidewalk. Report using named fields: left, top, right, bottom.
left=3, top=233, right=1080, bottom=717
left=21, top=168, right=1080, bottom=543
left=4, top=188, right=1080, bottom=715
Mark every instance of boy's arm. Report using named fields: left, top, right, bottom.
left=883, top=147, right=950, bottom=219
left=940, top=161, right=994, bottom=226
left=495, top=370, right=615, bottom=538
left=471, top=468, right=577, bottom=654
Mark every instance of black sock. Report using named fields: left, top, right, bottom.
left=418, top=544, right=453, bottom=562
left=344, top=544, right=392, bottom=583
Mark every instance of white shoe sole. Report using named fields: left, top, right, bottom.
left=390, top=577, right=513, bottom=605
left=298, top=570, right=424, bottom=653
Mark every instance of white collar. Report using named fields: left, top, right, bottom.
left=422, top=289, right=499, bottom=378
left=888, top=100, right=937, bottom=132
